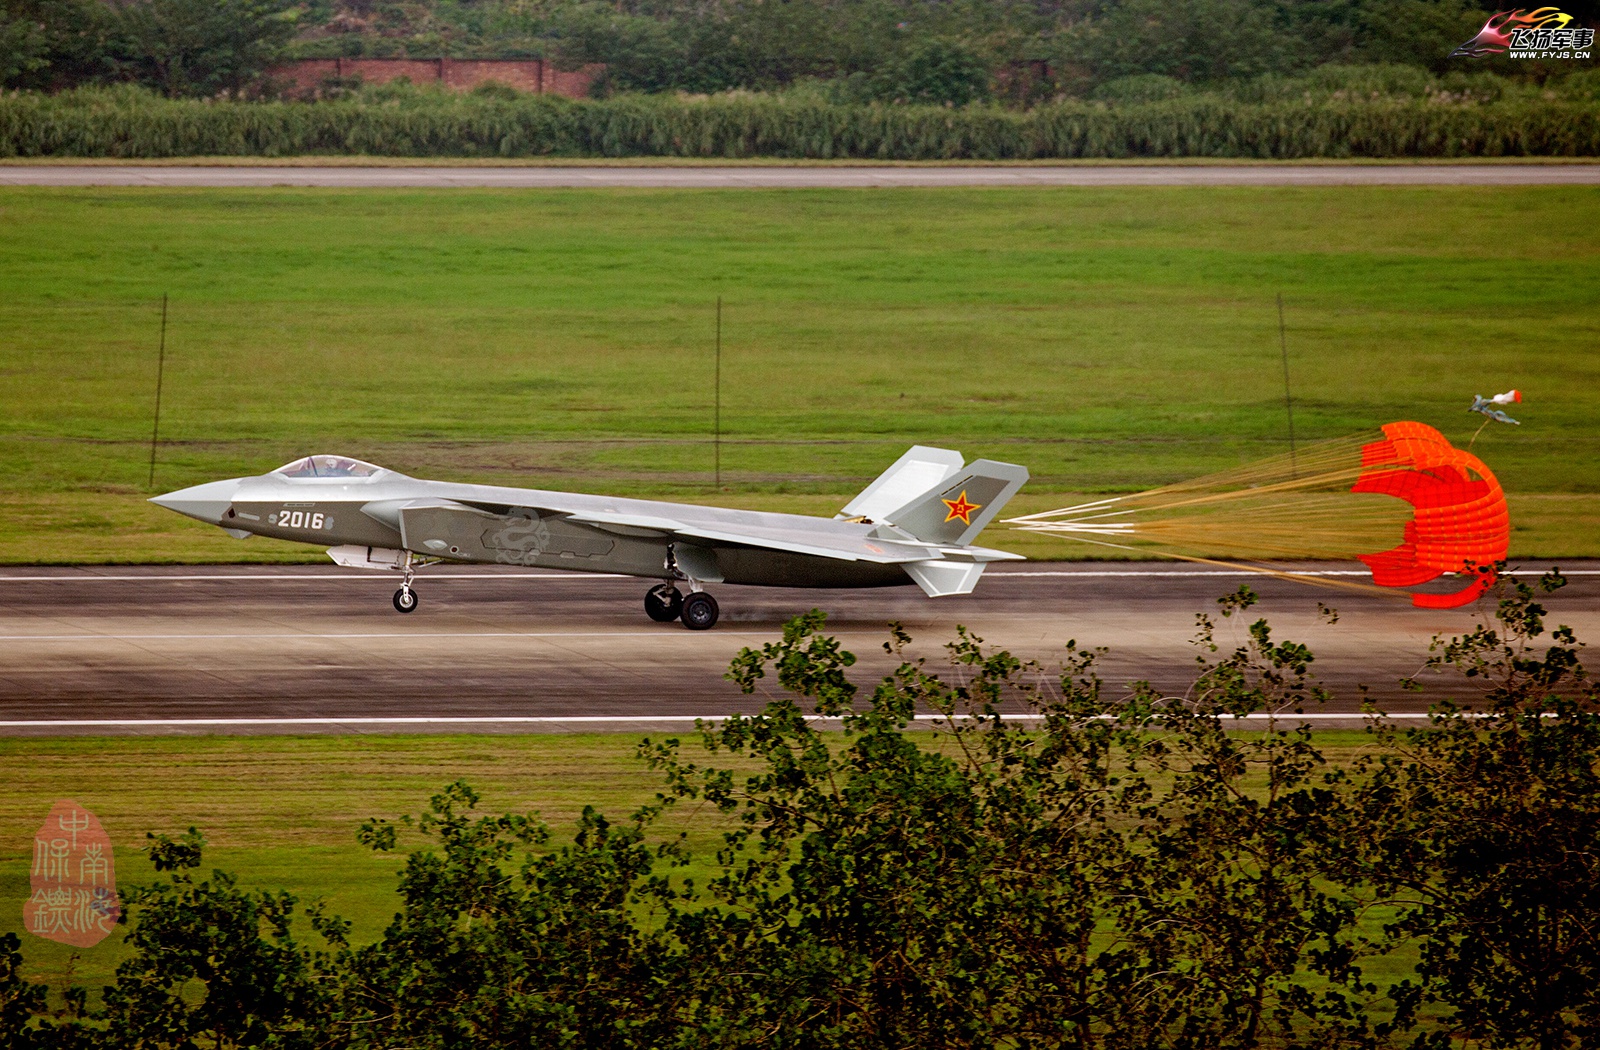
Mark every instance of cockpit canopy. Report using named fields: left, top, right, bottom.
left=273, top=455, right=384, bottom=480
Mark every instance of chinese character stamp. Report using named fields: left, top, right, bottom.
left=23, top=800, right=120, bottom=948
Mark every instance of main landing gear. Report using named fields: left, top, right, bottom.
left=644, top=583, right=719, bottom=630
left=645, top=583, right=682, bottom=622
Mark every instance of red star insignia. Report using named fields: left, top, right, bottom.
left=941, top=490, right=982, bottom=525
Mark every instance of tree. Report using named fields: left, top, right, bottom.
left=107, top=829, right=331, bottom=1049
left=109, top=0, right=298, bottom=97
left=0, top=0, right=117, bottom=90
left=0, top=11, right=49, bottom=84
left=336, top=780, right=680, bottom=1048
left=1353, top=0, right=1496, bottom=71
left=1350, top=571, right=1600, bottom=1049
left=874, top=37, right=991, bottom=106
left=545, top=3, right=685, bottom=94
left=1101, top=588, right=1386, bottom=1048
left=1054, top=0, right=1302, bottom=87
left=646, top=614, right=1149, bottom=1046
left=0, top=933, right=47, bottom=1050
left=10, top=591, right=1598, bottom=1047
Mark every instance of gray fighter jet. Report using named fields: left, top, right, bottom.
left=151, top=446, right=1028, bottom=629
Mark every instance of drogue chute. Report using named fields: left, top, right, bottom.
left=1007, top=422, right=1510, bottom=609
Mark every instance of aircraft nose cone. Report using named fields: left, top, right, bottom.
left=149, top=478, right=244, bottom=525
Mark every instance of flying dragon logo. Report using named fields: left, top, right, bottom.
left=1450, top=7, right=1574, bottom=56
left=483, top=513, right=552, bottom=565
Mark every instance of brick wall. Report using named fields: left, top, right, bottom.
left=265, top=58, right=603, bottom=99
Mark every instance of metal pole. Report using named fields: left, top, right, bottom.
left=148, top=294, right=168, bottom=488
left=1277, top=293, right=1296, bottom=476
left=714, top=296, right=721, bottom=489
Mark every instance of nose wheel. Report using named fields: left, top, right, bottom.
left=391, top=553, right=428, bottom=614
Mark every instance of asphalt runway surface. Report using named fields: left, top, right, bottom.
left=2, top=164, right=1597, bottom=188
left=1, top=562, right=1595, bottom=735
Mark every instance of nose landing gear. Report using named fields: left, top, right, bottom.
left=390, top=552, right=434, bottom=614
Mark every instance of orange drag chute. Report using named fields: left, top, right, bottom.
left=1352, top=422, right=1509, bottom=608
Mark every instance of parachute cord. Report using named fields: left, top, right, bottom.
left=1012, top=532, right=1408, bottom=601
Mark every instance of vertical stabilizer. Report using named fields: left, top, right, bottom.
left=839, top=446, right=965, bottom=523
left=883, top=459, right=1029, bottom=547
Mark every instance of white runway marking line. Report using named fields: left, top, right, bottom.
left=0, top=712, right=1431, bottom=728
left=3, top=164, right=1599, bottom=189
left=0, top=569, right=1590, bottom=583
left=0, top=572, right=627, bottom=582
left=0, top=631, right=764, bottom=640
left=993, top=569, right=1598, bottom=578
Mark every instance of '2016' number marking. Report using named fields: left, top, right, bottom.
left=282, top=511, right=325, bottom=529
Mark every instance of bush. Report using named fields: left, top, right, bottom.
left=1301, top=62, right=1434, bottom=97
left=2, top=83, right=1597, bottom=159
left=1091, top=73, right=1192, bottom=104
left=873, top=37, right=991, bottom=107
left=1055, top=0, right=1301, bottom=88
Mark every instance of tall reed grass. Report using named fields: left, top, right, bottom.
left=1, top=84, right=1594, bottom=158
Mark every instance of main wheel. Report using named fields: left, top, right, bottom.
left=645, top=584, right=683, bottom=623
left=393, top=587, right=418, bottom=613
left=680, top=591, right=719, bottom=631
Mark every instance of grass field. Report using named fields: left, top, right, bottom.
left=0, top=733, right=740, bottom=994
left=1, top=185, right=1596, bottom=562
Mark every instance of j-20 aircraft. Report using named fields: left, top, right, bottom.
left=151, top=446, right=1028, bottom=630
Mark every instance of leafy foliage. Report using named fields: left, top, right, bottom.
left=109, top=0, right=300, bottom=97
left=0, top=933, right=48, bottom=1050
left=337, top=780, right=680, bottom=1048
left=640, top=614, right=1145, bottom=1045
left=1, top=0, right=298, bottom=96
left=0, top=0, right=117, bottom=90
left=6, top=0, right=1593, bottom=101
left=1349, top=571, right=1600, bottom=1049
left=3, top=78, right=1597, bottom=159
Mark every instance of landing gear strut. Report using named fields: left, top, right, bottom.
left=391, top=552, right=431, bottom=614
left=658, top=543, right=720, bottom=630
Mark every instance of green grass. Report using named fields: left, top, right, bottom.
left=1, top=185, right=1596, bottom=562
left=0, top=734, right=748, bottom=995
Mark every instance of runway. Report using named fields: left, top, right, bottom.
left=1, top=163, right=1597, bottom=188
left=1, top=563, right=1594, bottom=735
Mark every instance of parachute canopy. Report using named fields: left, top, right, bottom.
left=1008, top=422, right=1509, bottom=609
left=1351, top=422, right=1508, bottom=608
